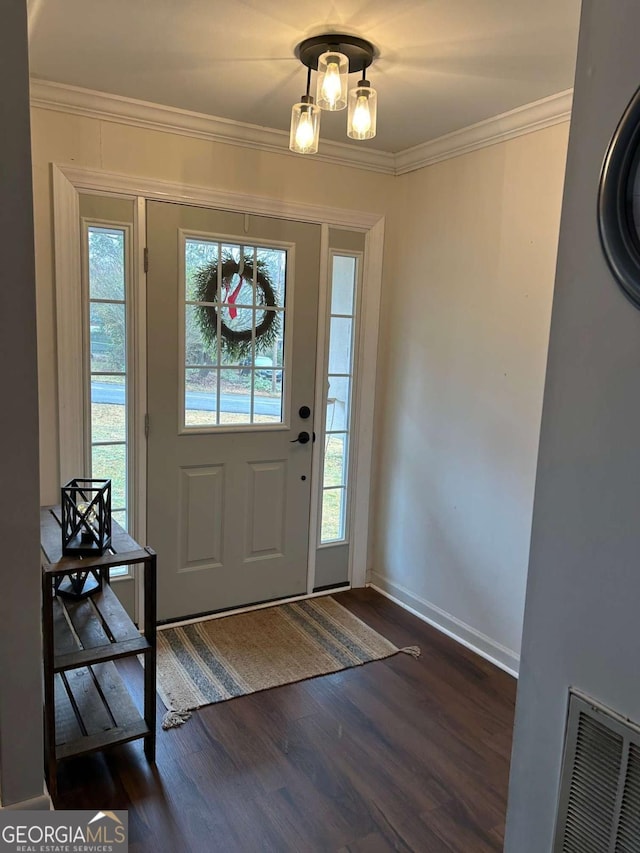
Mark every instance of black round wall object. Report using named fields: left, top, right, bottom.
left=598, top=85, right=640, bottom=309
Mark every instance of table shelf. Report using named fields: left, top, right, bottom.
left=52, top=584, right=151, bottom=672
left=54, top=661, right=151, bottom=760
left=41, top=506, right=156, bottom=798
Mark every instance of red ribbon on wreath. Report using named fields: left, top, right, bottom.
left=226, top=275, right=244, bottom=320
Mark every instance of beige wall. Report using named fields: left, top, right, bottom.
left=372, top=122, right=570, bottom=668
left=30, top=108, right=393, bottom=503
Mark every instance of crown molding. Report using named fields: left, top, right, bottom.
left=30, top=79, right=573, bottom=178
left=394, top=89, right=573, bottom=175
left=29, top=79, right=396, bottom=175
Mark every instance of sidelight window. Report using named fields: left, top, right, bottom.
left=84, top=225, right=131, bottom=555
left=320, top=253, right=359, bottom=544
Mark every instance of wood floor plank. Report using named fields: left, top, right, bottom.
left=196, top=694, right=316, bottom=796
left=341, top=660, right=510, bottom=810
left=421, top=798, right=504, bottom=853
left=53, top=588, right=516, bottom=852
left=301, top=669, right=451, bottom=810
left=306, top=662, right=507, bottom=830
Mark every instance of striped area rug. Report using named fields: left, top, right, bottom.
left=156, top=596, right=419, bottom=727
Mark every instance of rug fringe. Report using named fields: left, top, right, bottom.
left=162, top=709, right=192, bottom=729
left=399, top=645, right=421, bottom=658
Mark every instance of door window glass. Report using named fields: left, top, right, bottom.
left=184, top=238, right=286, bottom=428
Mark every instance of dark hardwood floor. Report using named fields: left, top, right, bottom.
left=54, top=587, right=516, bottom=852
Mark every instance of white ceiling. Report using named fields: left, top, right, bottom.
left=27, top=0, right=582, bottom=154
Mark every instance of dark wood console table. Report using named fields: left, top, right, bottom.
left=40, top=506, right=156, bottom=797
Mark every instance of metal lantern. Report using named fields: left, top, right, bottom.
left=61, top=478, right=112, bottom=556
left=59, top=478, right=112, bottom=599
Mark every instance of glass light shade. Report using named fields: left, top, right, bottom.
left=347, top=81, right=377, bottom=140
left=289, top=97, right=321, bottom=154
left=316, top=51, right=348, bottom=111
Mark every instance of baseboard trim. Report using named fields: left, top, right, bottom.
left=368, top=573, right=519, bottom=678
left=0, top=792, right=53, bottom=811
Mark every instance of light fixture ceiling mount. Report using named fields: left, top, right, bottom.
left=295, top=34, right=376, bottom=76
left=289, top=33, right=378, bottom=154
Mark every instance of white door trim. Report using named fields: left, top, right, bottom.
left=351, top=223, right=385, bottom=585
left=307, top=224, right=330, bottom=593
left=54, top=164, right=383, bottom=229
left=52, top=162, right=384, bottom=590
left=52, top=164, right=83, bottom=483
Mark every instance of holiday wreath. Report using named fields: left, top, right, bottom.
left=193, top=254, right=280, bottom=361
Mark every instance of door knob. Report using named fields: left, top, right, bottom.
left=299, top=405, right=311, bottom=419
left=291, top=431, right=311, bottom=444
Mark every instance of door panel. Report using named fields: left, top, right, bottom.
left=179, top=465, right=224, bottom=568
left=146, top=201, right=320, bottom=620
left=245, top=460, right=287, bottom=558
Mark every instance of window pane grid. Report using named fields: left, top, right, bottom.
left=184, top=238, right=286, bottom=429
left=91, top=440, right=126, bottom=447
left=321, top=487, right=346, bottom=543
left=186, top=302, right=285, bottom=311
left=320, top=254, right=358, bottom=545
left=87, top=225, right=129, bottom=544
left=324, top=432, right=348, bottom=488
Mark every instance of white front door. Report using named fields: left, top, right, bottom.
left=146, top=201, right=320, bottom=621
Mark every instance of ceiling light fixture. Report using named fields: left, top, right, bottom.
left=290, top=34, right=377, bottom=154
